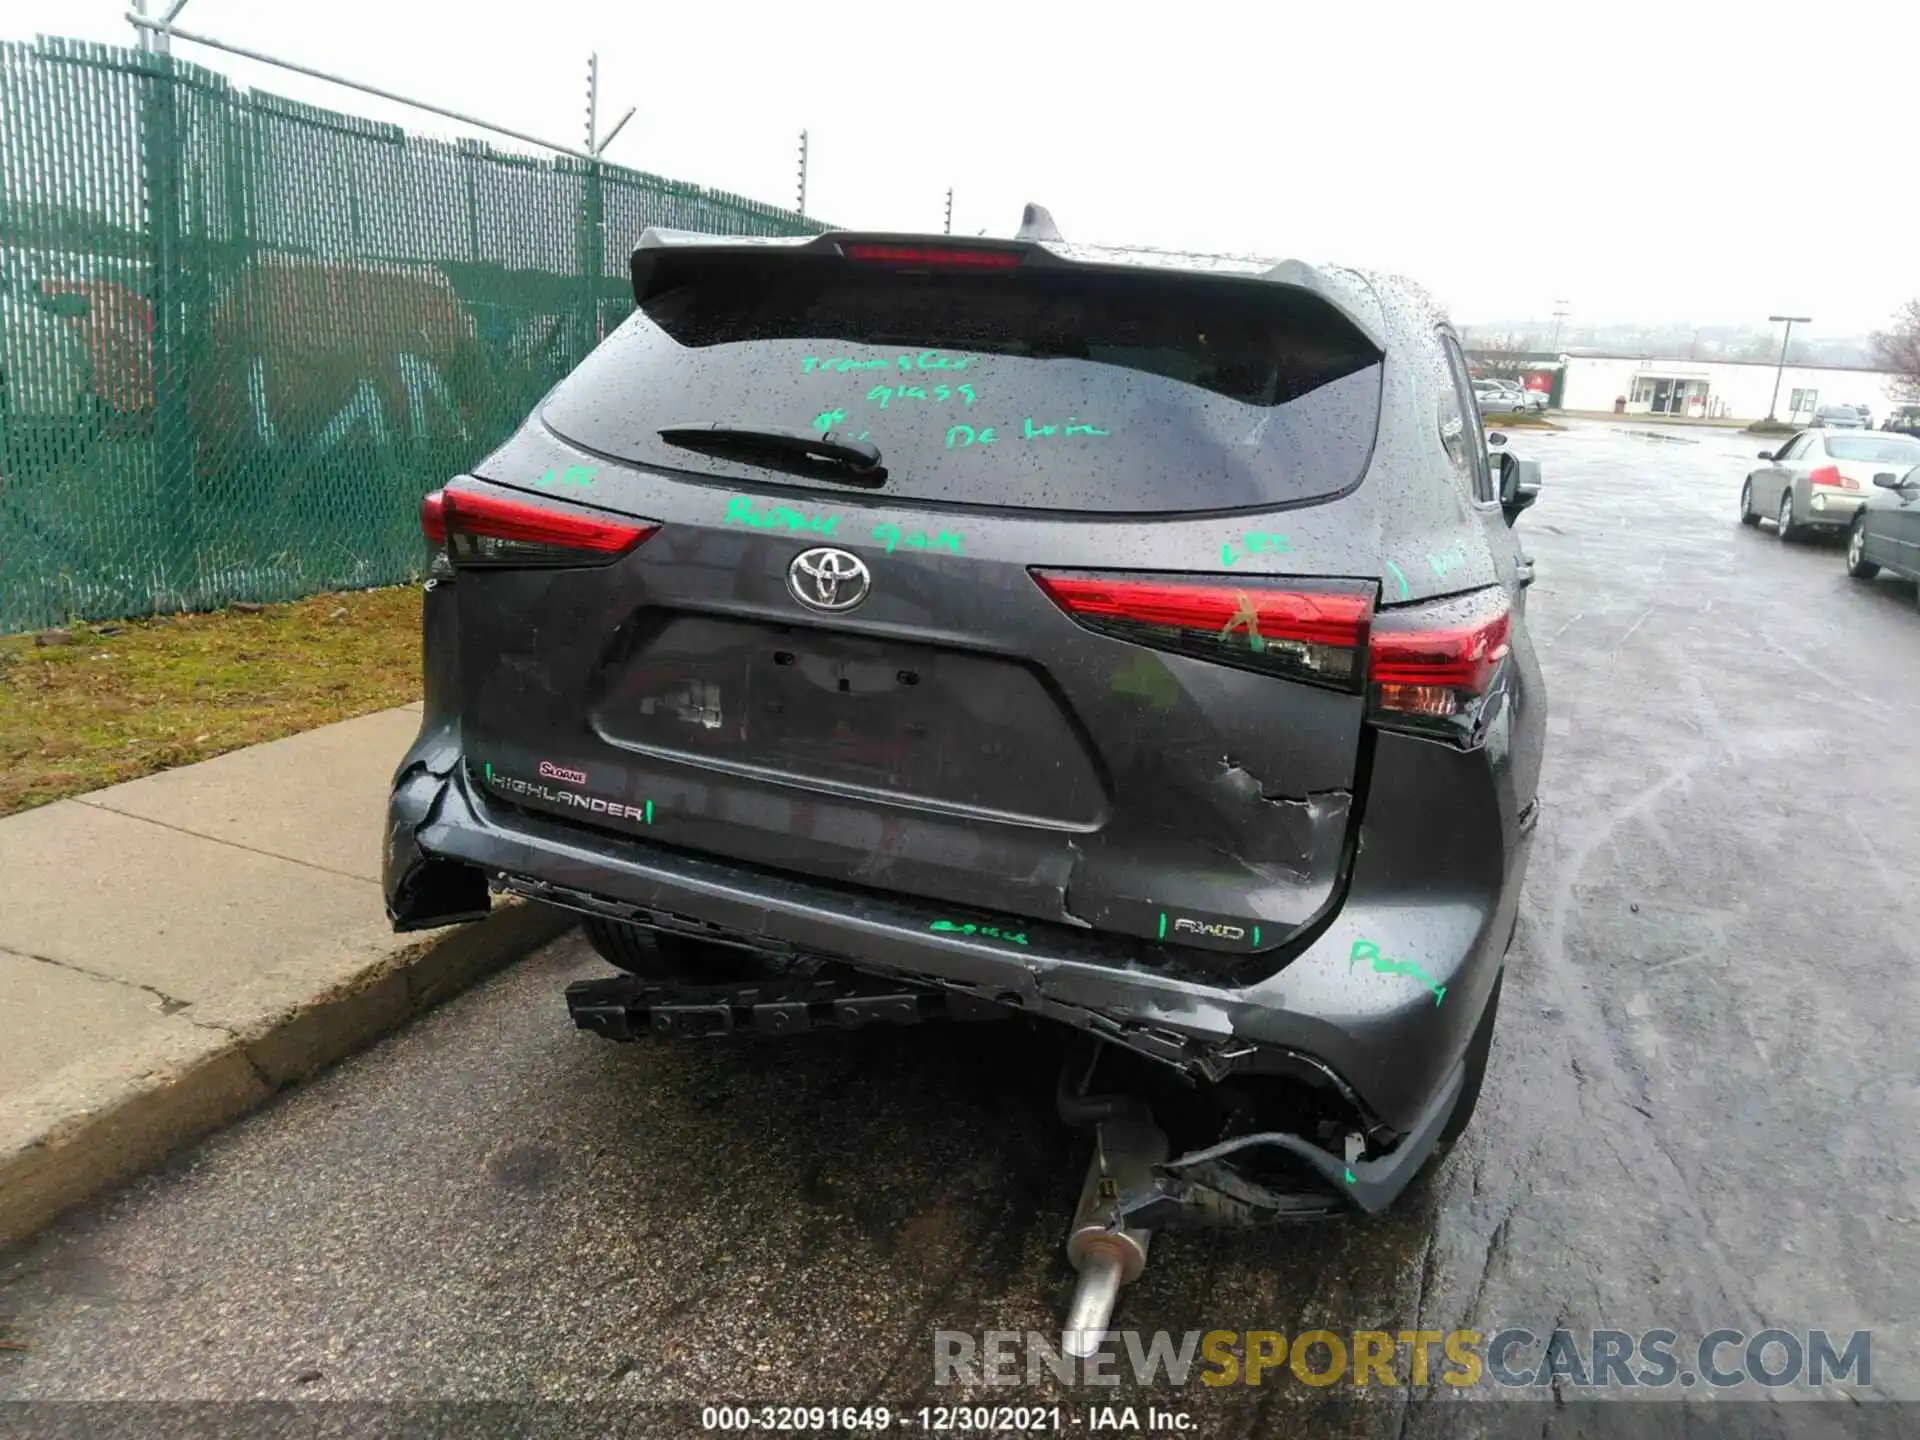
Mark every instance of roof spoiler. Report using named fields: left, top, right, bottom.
left=629, top=223, right=1387, bottom=350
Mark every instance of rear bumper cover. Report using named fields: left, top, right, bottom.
left=385, top=716, right=1533, bottom=1143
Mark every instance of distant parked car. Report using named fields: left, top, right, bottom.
left=1742, top=430, right=1920, bottom=540
left=1882, top=404, right=1920, bottom=437
left=1472, top=378, right=1544, bottom=415
left=1854, top=404, right=1874, bottom=428
left=1845, top=462, right=1920, bottom=602
left=1809, top=404, right=1866, bottom=430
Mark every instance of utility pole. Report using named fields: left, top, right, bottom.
left=133, top=0, right=192, bottom=55
left=1766, top=314, right=1811, bottom=422
left=944, top=187, right=953, bottom=235
left=1549, top=300, right=1570, bottom=351
left=796, top=130, right=808, bottom=216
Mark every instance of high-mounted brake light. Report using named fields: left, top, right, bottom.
left=422, top=487, right=659, bottom=568
left=1807, top=465, right=1857, bottom=490
left=1032, top=571, right=1374, bottom=691
left=841, top=242, right=1024, bottom=269
left=1367, top=586, right=1512, bottom=734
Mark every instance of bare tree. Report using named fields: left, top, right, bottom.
left=1476, top=331, right=1530, bottom=353
left=1871, top=300, right=1920, bottom=402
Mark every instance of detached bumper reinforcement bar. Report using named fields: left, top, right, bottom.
left=565, top=972, right=1014, bottom=1041
left=1116, top=1054, right=1467, bottom=1224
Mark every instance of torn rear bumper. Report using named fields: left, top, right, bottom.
left=384, top=725, right=1529, bottom=1145
left=560, top=964, right=1466, bottom=1222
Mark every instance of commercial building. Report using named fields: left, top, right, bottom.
left=1557, top=355, right=1904, bottom=422
left=1467, top=349, right=1908, bottom=423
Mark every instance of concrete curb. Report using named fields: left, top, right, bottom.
left=0, top=899, right=576, bottom=1249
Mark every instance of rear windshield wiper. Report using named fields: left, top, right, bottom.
left=657, top=422, right=888, bottom=488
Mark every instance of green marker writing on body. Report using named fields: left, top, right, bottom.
left=1222, top=532, right=1291, bottom=567
left=872, top=523, right=963, bottom=555
left=1386, top=559, right=1411, bottom=600
left=723, top=495, right=839, bottom=535
left=1348, top=938, right=1446, bottom=1006
left=930, top=919, right=1028, bottom=945
left=536, top=463, right=596, bottom=488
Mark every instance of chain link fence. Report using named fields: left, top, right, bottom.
left=0, top=36, right=822, bottom=634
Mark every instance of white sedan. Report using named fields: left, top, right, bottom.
left=1740, top=431, right=1920, bottom=541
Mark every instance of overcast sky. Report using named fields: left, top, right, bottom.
left=7, top=0, right=1912, bottom=334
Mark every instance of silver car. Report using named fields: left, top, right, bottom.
left=1473, top=378, right=1545, bottom=415
left=1741, top=430, right=1920, bottom=540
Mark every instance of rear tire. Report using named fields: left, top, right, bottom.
left=582, top=916, right=755, bottom=981
left=1739, top=479, right=1759, bottom=526
left=1776, top=491, right=1800, bottom=542
left=1846, top=519, right=1880, bottom=579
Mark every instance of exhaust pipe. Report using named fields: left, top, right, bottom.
left=1062, top=1117, right=1167, bottom=1358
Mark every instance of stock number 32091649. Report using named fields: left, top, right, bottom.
left=702, top=1408, right=891, bottom=1431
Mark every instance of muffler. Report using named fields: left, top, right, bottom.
left=1062, top=1117, right=1167, bottom=1358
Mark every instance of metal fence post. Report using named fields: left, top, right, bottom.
left=140, top=46, right=195, bottom=608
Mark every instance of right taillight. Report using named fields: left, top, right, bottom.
left=1368, top=586, right=1512, bottom=737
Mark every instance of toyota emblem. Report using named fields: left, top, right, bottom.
left=788, top=547, right=872, bottom=612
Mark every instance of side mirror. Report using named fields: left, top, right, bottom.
left=1873, top=472, right=1900, bottom=489
left=1487, top=431, right=1509, bottom=448
left=1501, top=457, right=1541, bottom=525
left=1756, top=451, right=1775, bottom=461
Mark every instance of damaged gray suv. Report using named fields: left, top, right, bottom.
left=384, top=208, right=1546, bottom=1335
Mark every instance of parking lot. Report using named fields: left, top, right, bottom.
left=1, top=419, right=1917, bottom=1432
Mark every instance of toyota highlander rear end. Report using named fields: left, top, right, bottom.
left=385, top=221, right=1545, bottom=1232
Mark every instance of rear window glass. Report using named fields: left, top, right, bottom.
left=1827, top=435, right=1920, bottom=463
left=538, top=254, right=1384, bottom=513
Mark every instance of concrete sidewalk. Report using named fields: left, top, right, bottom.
left=0, top=705, right=574, bottom=1247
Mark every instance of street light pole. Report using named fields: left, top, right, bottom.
left=1767, top=314, right=1811, bottom=422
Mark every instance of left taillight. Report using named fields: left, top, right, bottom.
left=1367, top=585, right=1512, bottom=738
left=1808, top=465, right=1858, bottom=491
left=1031, top=570, right=1374, bottom=691
left=420, top=487, right=659, bottom=568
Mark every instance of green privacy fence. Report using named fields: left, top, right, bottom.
left=0, top=36, right=823, bottom=634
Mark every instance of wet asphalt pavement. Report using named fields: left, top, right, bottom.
left=2, top=419, right=1918, bottom=1434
